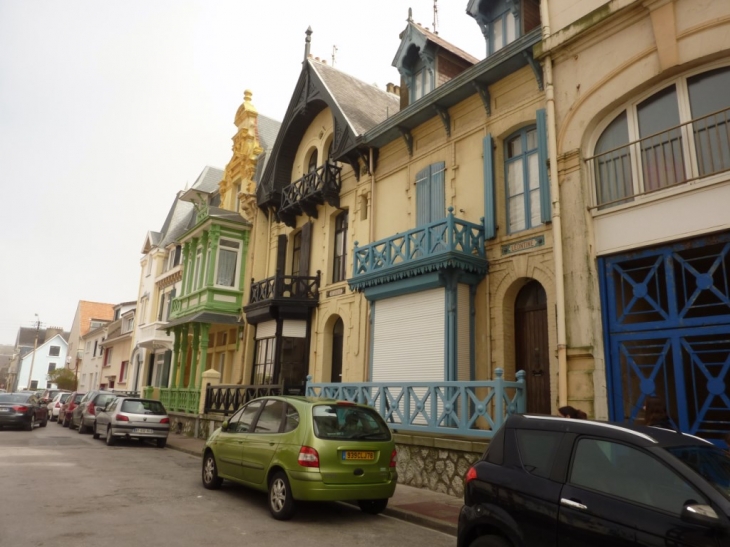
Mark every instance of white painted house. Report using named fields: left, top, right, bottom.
left=16, top=333, right=69, bottom=391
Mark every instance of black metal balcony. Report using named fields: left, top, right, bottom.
left=244, top=270, right=320, bottom=324
left=278, top=162, right=342, bottom=228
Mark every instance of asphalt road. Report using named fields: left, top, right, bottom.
left=0, top=421, right=455, bottom=547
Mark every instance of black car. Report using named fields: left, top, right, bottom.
left=0, top=392, right=50, bottom=430
left=458, top=414, right=730, bottom=547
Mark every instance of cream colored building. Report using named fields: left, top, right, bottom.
left=538, top=0, right=730, bottom=438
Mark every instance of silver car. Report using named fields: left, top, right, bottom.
left=94, top=397, right=170, bottom=448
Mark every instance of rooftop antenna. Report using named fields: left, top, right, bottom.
left=433, top=0, right=439, bottom=34
left=332, top=44, right=338, bottom=67
left=303, top=26, right=312, bottom=63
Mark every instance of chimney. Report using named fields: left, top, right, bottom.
left=394, top=85, right=401, bottom=97
left=386, top=83, right=395, bottom=93
left=45, top=326, right=63, bottom=340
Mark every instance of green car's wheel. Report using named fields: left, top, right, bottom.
left=202, top=452, right=222, bottom=490
left=358, top=498, right=388, bottom=515
left=268, top=471, right=295, bottom=520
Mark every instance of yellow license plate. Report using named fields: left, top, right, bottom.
left=343, top=451, right=375, bottom=461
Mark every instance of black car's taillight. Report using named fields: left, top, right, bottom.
left=465, top=466, right=478, bottom=485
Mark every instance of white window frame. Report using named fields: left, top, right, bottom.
left=214, top=238, right=241, bottom=289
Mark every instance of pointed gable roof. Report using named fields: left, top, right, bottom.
left=257, top=57, right=399, bottom=207
left=393, top=21, right=479, bottom=71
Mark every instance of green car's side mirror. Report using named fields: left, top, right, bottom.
left=221, top=420, right=229, bottom=431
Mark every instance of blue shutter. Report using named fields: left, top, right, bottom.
left=430, top=162, right=446, bottom=222
left=416, top=166, right=431, bottom=226
left=483, top=134, right=496, bottom=239
left=536, top=109, right=551, bottom=224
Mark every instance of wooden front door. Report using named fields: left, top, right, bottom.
left=515, top=281, right=550, bottom=414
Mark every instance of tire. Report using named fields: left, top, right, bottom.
left=358, top=498, right=388, bottom=515
left=92, top=423, right=100, bottom=440
left=40, top=415, right=48, bottom=427
left=24, top=415, right=35, bottom=431
left=62, top=415, right=69, bottom=428
left=202, top=452, right=222, bottom=490
left=156, top=438, right=167, bottom=449
left=68, top=416, right=77, bottom=430
left=105, top=426, right=116, bottom=446
left=469, top=536, right=512, bottom=547
left=268, top=471, right=295, bottom=520
left=78, top=420, right=87, bottom=434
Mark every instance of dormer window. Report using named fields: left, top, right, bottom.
left=468, top=0, right=540, bottom=57
left=413, top=66, right=433, bottom=102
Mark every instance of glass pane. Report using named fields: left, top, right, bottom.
left=530, top=188, right=541, bottom=226
left=688, top=68, right=730, bottom=178
left=283, top=404, right=300, bottom=433
left=526, top=129, right=537, bottom=151
left=516, top=430, right=563, bottom=478
left=235, top=401, right=263, bottom=433
left=638, top=85, right=686, bottom=192
left=254, top=400, right=284, bottom=433
left=216, top=249, right=237, bottom=287
left=508, top=135, right=522, bottom=157
left=570, top=439, right=701, bottom=515
left=528, top=153, right=539, bottom=190
left=508, top=160, right=524, bottom=196
left=509, top=196, right=525, bottom=232
left=312, top=404, right=391, bottom=440
left=492, top=15, right=504, bottom=52
left=595, top=111, right=633, bottom=207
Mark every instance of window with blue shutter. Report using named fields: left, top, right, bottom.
left=416, top=162, right=446, bottom=226
left=483, top=134, right=496, bottom=239
left=504, top=117, right=550, bottom=233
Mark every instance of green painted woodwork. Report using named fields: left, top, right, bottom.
left=159, top=387, right=200, bottom=414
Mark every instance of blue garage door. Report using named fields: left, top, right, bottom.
left=599, top=232, right=730, bottom=445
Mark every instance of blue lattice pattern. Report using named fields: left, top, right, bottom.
left=305, top=369, right=526, bottom=438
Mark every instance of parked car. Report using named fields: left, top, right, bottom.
left=458, top=414, right=730, bottom=547
left=48, top=392, right=72, bottom=421
left=0, top=392, right=49, bottom=430
left=72, top=390, right=116, bottom=433
left=58, top=391, right=85, bottom=427
left=39, top=388, right=70, bottom=405
left=202, top=396, right=397, bottom=520
left=94, top=397, right=170, bottom=447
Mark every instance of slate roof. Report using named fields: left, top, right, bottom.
left=191, top=166, right=224, bottom=194
left=182, top=206, right=250, bottom=231
left=157, top=195, right=195, bottom=248
left=310, top=59, right=400, bottom=136
left=255, top=114, right=282, bottom=184
left=408, top=22, right=480, bottom=65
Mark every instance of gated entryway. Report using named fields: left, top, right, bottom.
left=515, top=280, right=551, bottom=414
left=599, top=231, right=730, bottom=445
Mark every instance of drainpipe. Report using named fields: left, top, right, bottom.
left=540, top=0, right=569, bottom=407
left=364, top=147, right=376, bottom=379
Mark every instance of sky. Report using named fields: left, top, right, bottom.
left=0, top=0, right=487, bottom=344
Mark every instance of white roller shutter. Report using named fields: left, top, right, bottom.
left=282, top=320, right=307, bottom=338
left=372, top=288, right=445, bottom=382
left=457, top=284, right=471, bottom=381
left=255, top=320, right=277, bottom=340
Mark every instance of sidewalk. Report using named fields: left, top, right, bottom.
left=166, top=433, right=461, bottom=536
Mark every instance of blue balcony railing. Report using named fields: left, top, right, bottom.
left=305, top=369, right=526, bottom=439
left=349, top=207, right=487, bottom=291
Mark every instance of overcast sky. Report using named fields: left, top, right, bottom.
left=0, top=0, right=487, bottom=343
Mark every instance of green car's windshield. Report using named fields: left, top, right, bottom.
left=666, top=445, right=730, bottom=501
left=312, top=404, right=391, bottom=441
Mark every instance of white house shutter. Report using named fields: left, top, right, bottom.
left=282, top=320, right=307, bottom=338
left=371, top=288, right=445, bottom=383
left=457, top=284, right=471, bottom=381
left=255, top=321, right=277, bottom=339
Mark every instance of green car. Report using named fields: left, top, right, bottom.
left=202, top=396, right=398, bottom=520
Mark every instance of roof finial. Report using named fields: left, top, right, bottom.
left=304, top=26, right=312, bottom=63
left=407, top=7, right=413, bottom=23
left=433, top=0, right=439, bottom=34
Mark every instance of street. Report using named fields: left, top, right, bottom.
left=0, top=424, right=455, bottom=547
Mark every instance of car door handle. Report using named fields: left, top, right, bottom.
left=561, top=498, right=588, bottom=510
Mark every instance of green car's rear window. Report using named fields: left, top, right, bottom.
left=312, top=404, right=391, bottom=441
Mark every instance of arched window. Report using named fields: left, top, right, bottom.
left=505, top=126, right=540, bottom=233
left=307, top=149, right=318, bottom=173
left=590, top=65, right=730, bottom=209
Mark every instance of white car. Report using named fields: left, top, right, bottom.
left=48, top=392, right=72, bottom=421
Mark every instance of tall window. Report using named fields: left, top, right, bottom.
left=333, top=211, right=348, bottom=283
left=119, top=361, right=128, bottom=383
left=308, top=149, right=318, bottom=173
left=505, top=127, right=540, bottom=232
left=292, top=231, right=302, bottom=277
left=216, top=239, right=240, bottom=287
left=416, top=162, right=446, bottom=226
left=252, top=337, right=276, bottom=385
left=489, top=9, right=516, bottom=54
left=590, top=65, right=730, bottom=209
left=193, top=248, right=202, bottom=289
left=412, top=67, right=433, bottom=102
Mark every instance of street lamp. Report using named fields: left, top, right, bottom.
left=26, top=314, right=40, bottom=390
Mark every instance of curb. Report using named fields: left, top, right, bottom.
left=167, top=443, right=203, bottom=458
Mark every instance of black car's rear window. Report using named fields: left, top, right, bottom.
left=312, top=404, right=391, bottom=441
left=121, top=400, right=166, bottom=415
left=0, top=394, right=30, bottom=403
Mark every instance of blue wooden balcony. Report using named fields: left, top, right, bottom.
left=305, top=369, right=526, bottom=439
left=349, top=208, right=488, bottom=291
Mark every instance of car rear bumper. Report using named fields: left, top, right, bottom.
left=288, top=470, right=397, bottom=501
left=0, top=414, right=31, bottom=427
left=110, top=424, right=169, bottom=439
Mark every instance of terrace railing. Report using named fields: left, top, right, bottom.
left=248, top=271, right=320, bottom=305
left=587, top=106, right=730, bottom=209
left=305, top=368, right=526, bottom=439
left=158, top=387, right=200, bottom=414
left=279, top=162, right=342, bottom=227
left=204, top=383, right=287, bottom=416
left=350, top=207, right=487, bottom=291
